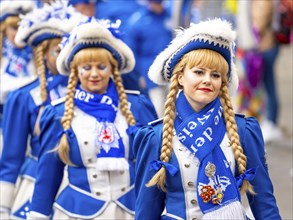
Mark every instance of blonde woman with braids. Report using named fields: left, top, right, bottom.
left=0, top=1, right=35, bottom=129
left=28, top=17, right=157, bottom=220
left=133, top=18, right=281, bottom=220
left=0, top=2, right=83, bottom=219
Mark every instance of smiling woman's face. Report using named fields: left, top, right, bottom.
left=72, top=48, right=117, bottom=94
left=77, top=60, right=112, bottom=94
left=178, top=65, right=222, bottom=112
left=176, top=49, right=229, bottom=112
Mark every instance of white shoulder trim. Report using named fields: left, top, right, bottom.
left=125, top=90, right=140, bottom=95
left=17, top=75, right=38, bottom=89
left=148, top=117, right=164, bottom=126
left=51, top=96, right=66, bottom=106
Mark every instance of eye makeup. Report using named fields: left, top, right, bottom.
left=50, top=48, right=60, bottom=58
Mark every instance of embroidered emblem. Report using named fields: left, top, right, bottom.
left=198, top=162, right=231, bottom=205
left=95, top=122, right=119, bottom=153
left=99, top=125, right=114, bottom=144
left=200, top=185, right=215, bottom=203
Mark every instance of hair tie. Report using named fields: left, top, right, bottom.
left=236, top=167, right=257, bottom=188
left=57, top=129, right=73, bottom=139
left=150, top=160, right=178, bottom=176
left=126, top=124, right=141, bottom=136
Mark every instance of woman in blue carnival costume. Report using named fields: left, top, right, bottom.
left=133, top=18, right=281, bottom=220
left=27, top=17, right=157, bottom=219
left=0, top=1, right=35, bottom=126
left=0, top=2, right=83, bottom=219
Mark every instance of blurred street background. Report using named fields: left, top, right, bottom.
left=263, top=44, right=293, bottom=219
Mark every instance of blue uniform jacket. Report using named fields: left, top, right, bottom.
left=0, top=74, right=68, bottom=210
left=133, top=115, right=281, bottom=220
left=123, top=7, right=173, bottom=90
left=29, top=92, right=157, bottom=218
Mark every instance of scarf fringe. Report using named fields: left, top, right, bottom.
left=201, top=201, right=246, bottom=220
left=95, top=158, right=129, bottom=171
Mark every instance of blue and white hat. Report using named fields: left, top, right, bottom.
left=56, top=17, right=135, bottom=75
left=0, top=0, right=35, bottom=23
left=14, top=1, right=85, bottom=47
left=148, top=18, right=239, bottom=95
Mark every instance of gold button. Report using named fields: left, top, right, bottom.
left=88, top=158, right=92, bottom=163
left=93, top=174, right=97, bottom=178
left=179, top=148, right=183, bottom=151
left=84, top=141, right=88, bottom=145
left=191, top=199, right=197, bottom=205
left=121, top=187, right=126, bottom=192
left=120, top=171, right=125, bottom=174
left=192, top=218, right=197, bottom=220
left=96, top=192, right=101, bottom=196
left=187, top=181, right=194, bottom=187
left=184, top=163, right=190, bottom=168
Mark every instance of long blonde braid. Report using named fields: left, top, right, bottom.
left=57, top=65, right=78, bottom=164
left=146, top=64, right=182, bottom=191
left=112, top=67, right=136, bottom=126
left=219, top=77, right=255, bottom=195
left=33, top=47, right=39, bottom=75
left=33, top=40, right=49, bottom=135
left=1, top=17, right=19, bottom=68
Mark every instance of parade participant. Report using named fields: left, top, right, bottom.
left=0, top=2, right=83, bottom=219
left=133, top=18, right=281, bottom=220
left=0, top=0, right=35, bottom=125
left=68, top=0, right=97, bottom=17
left=123, top=0, right=173, bottom=117
left=28, top=17, right=157, bottom=219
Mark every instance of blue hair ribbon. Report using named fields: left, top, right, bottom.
left=57, top=129, right=73, bottom=139
left=126, top=124, right=142, bottom=136
left=150, top=160, right=178, bottom=176
left=236, top=167, right=257, bottom=188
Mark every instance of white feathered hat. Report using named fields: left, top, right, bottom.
left=148, top=18, right=239, bottom=95
left=0, top=0, right=35, bottom=23
left=56, top=17, right=135, bottom=75
left=14, top=1, right=85, bottom=47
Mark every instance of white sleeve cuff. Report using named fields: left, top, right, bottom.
left=0, top=181, right=15, bottom=209
left=26, top=211, right=50, bottom=220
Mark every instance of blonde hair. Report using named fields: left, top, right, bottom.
left=0, top=16, right=20, bottom=64
left=57, top=47, right=136, bottom=164
left=147, top=49, right=254, bottom=195
left=33, top=38, right=62, bottom=135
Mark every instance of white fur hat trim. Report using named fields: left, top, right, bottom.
left=56, top=18, right=135, bottom=75
left=0, top=0, right=35, bottom=22
left=148, top=18, right=239, bottom=96
left=14, top=1, right=85, bottom=47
